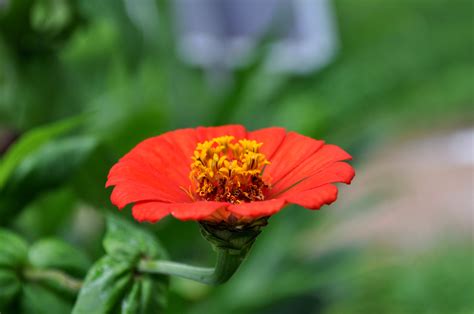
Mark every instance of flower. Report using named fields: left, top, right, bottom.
left=106, top=125, right=355, bottom=225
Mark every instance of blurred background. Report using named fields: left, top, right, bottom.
left=0, top=0, right=473, bottom=313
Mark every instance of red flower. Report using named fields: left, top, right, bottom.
left=106, top=125, right=355, bottom=224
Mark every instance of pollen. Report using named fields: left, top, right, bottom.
left=189, top=136, right=271, bottom=204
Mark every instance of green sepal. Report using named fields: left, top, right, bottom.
left=199, top=217, right=268, bottom=256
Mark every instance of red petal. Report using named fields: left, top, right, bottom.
left=170, top=201, right=228, bottom=220
left=132, top=201, right=227, bottom=222
left=107, top=157, right=189, bottom=192
left=132, top=201, right=171, bottom=223
left=228, top=199, right=286, bottom=217
left=106, top=128, right=200, bottom=209
left=263, top=132, right=324, bottom=183
left=272, top=162, right=355, bottom=198
left=110, top=183, right=182, bottom=209
left=284, top=184, right=338, bottom=209
left=196, top=125, right=247, bottom=141
left=270, top=144, right=353, bottom=196
left=107, top=164, right=190, bottom=209
left=118, top=130, right=196, bottom=185
left=160, top=128, right=199, bottom=170
left=248, top=127, right=287, bottom=160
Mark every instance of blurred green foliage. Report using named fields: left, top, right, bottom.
left=324, top=244, right=474, bottom=314
left=0, top=228, right=89, bottom=313
left=73, top=215, right=168, bottom=314
left=0, top=0, right=472, bottom=313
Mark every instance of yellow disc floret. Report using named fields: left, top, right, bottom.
left=189, top=136, right=270, bottom=204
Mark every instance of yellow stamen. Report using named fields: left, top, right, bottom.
left=189, top=136, right=270, bottom=203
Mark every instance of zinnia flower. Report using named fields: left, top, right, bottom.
left=106, top=125, right=355, bottom=225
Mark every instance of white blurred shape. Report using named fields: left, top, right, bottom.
left=173, top=0, right=338, bottom=74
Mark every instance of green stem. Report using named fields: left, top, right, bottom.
left=23, top=268, right=83, bottom=292
left=137, top=248, right=244, bottom=285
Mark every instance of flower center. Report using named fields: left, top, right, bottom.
left=189, top=136, right=270, bottom=204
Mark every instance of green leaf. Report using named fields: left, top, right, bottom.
left=120, top=279, right=140, bottom=314
left=0, top=115, right=84, bottom=190
left=120, top=276, right=168, bottom=314
left=73, top=217, right=170, bottom=313
left=72, top=256, right=134, bottom=314
left=20, top=282, right=73, bottom=314
left=138, top=276, right=168, bottom=313
left=0, top=135, right=96, bottom=225
left=31, top=0, right=73, bottom=35
left=14, top=187, right=77, bottom=239
left=6, top=136, right=97, bottom=191
left=103, top=215, right=167, bottom=260
left=29, top=238, right=91, bottom=277
left=0, top=269, right=21, bottom=308
left=0, top=228, right=28, bottom=268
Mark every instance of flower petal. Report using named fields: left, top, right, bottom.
left=132, top=201, right=227, bottom=222
left=272, top=162, right=355, bottom=199
left=196, top=125, right=247, bottom=141
left=228, top=199, right=286, bottom=217
left=248, top=127, right=287, bottom=160
left=118, top=130, right=196, bottom=185
left=132, top=201, right=172, bottom=223
left=284, top=184, right=339, bottom=209
left=110, top=181, right=183, bottom=209
left=106, top=129, right=200, bottom=208
left=263, top=132, right=324, bottom=183
left=269, top=144, right=353, bottom=197
left=107, top=160, right=191, bottom=208
left=170, top=201, right=228, bottom=220
left=108, top=125, right=354, bottom=223
left=159, top=128, right=199, bottom=170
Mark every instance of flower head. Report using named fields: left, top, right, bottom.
left=106, top=125, right=355, bottom=225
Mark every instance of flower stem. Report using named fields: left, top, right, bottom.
left=23, top=268, right=83, bottom=292
left=137, top=248, right=244, bottom=285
